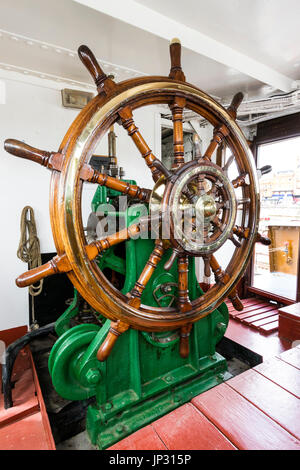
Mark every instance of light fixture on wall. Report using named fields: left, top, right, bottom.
left=61, top=88, right=94, bottom=109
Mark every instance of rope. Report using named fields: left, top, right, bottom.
left=17, top=206, right=43, bottom=328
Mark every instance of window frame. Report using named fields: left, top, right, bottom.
left=244, top=112, right=300, bottom=304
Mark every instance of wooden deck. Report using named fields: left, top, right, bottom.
left=110, top=345, right=300, bottom=450
left=0, top=302, right=298, bottom=451
left=226, top=298, right=280, bottom=334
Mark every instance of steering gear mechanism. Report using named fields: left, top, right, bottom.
left=4, top=38, right=270, bottom=449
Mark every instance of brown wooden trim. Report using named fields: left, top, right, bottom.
left=0, top=326, right=28, bottom=346
left=29, top=351, right=56, bottom=450
left=247, top=286, right=293, bottom=306
left=245, top=112, right=300, bottom=302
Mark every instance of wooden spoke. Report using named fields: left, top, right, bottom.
left=177, top=255, right=192, bottom=313
left=4, top=139, right=63, bottom=171
left=197, top=173, right=206, bottom=195
left=164, top=247, right=182, bottom=271
left=233, top=226, right=271, bottom=245
left=237, top=197, right=250, bottom=206
left=16, top=219, right=150, bottom=288
left=97, top=320, right=129, bottom=362
left=170, top=96, right=186, bottom=169
left=179, top=323, right=193, bottom=358
left=232, top=172, right=248, bottom=188
left=193, top=133, right=202, bottom=158
left=210, top=255, right=243, bottom=311
left=169, top=38, right=186, bottom=82
left=227, top=92, right=244, bottom=120
left=212, top=216, right=225, bottom=232
left=229, top=235, right=242, bottom=248
left=256, top=232, right=271, bottom=246
left=81, top=165, right=151, bottom=202
left=78, top=45, right=116, bottom=95
left=127, top=240, right=164, bottom=308
left=222, top=154, right=234, bottom=175
left=4, top=140, right=152, bottom=204
left=203, top=125, right=229, bottom=161
left=202, top=255, right=211, bottom=277
left=233, top=225, right=250, bottom=240
left=118, top=106, right=164, bottom=182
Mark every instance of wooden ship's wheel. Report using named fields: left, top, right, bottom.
left=4, top=39, right=269, bottom=362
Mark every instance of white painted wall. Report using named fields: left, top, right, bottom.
left=0, top=76, right=158, bottom=331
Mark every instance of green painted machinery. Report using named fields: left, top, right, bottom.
left=49, top=182, right=229, bottom=449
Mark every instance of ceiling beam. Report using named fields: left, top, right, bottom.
left=74, top=0, right=294, bottom=93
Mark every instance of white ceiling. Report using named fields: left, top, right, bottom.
left=0, top=0, right=299, bottom=100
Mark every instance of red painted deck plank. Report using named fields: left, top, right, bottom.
left=192, top=383, right=300, bottom=450
left=255, top=357, right=300, bottom=398
left=151, top=403, right=236, bottom=450
left=227, top=369, right=300, bottom=440
left=0, top=412, right=52, bottom=450
left=228, top=303, right=270, bottom=315
left=225, top=319, right=290, bottom=360
left=259, top=320, right=279, bottom=334
left=238, top=306, right=277, bottom=321
left=242, top=311, right=278, bottom=326
left=249, top=314, right=279, bottom=327
left=276, top=347, right=300, bottom=370
left=108, top=425, right=167, bottom=450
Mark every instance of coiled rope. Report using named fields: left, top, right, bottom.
left=17, top=206, right=43, bottom=328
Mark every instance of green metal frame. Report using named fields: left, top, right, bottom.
left=49, top=180, right=229, bottom=449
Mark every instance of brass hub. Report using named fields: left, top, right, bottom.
left=150, top=160, right=237, bottom=256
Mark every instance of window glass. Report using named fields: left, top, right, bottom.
left=252, top=136, right=300, bottom=300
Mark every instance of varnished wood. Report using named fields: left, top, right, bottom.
left=256, top=232, right=271, bottom=246
left=233, top=226, right=271, bottom=246
left=227, top=92, right=244, bottom=120
left=169, top=39, right=186, bottom=82
left=170, top=96, right=186, bottom=169
left=179, top=323, right=193, bottom=358
left=81, top=164, right=151, bottom=202
left=4, top=139, right=62, bottom=171
left=202, top=255, right=211, bottom=277
left=232, top=173, right=248, bottom=188
left=210, top=255, right=243, bottom=311
left=203, top=125, right=229, bottom=160
left=78, top=45, right=116, bottom=95
left=177, top=255, right=192, bottom=312
left=97, top=320, right=129, bottom=361
left=128, top=240, right=164, bottom=308
left=8, top=51, right=259, bottom=331
left=164, top=247, right=182, bottom=271
left=118, top=106, right=161, bottom=181
left=16, top=220, right=149, bottom=288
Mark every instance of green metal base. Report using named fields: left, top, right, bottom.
left=87, top=352, right=228, bottom=449
left=49, top=182, right=230, bottom=450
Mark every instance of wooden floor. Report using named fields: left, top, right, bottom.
left=0, top=303, right=298, bottom=451
left=110, top=345, right=300, bottom=450
left=226, top=298, right=280, bottom=334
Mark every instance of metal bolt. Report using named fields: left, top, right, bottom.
left=116, top=424, right=124, bottom=433
left=86, top=369, right=101, bottom=385
left=105, top=402, right=112, bottom=411
left=165, top=375, right=173, bottom=383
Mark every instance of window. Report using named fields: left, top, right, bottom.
left=251, top=136, right=300, bottom=301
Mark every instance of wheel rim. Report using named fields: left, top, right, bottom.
left=50, top=79, right=259, bottom=331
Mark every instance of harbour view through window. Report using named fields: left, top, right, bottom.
left=252, top=136, right=300, bottom=300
